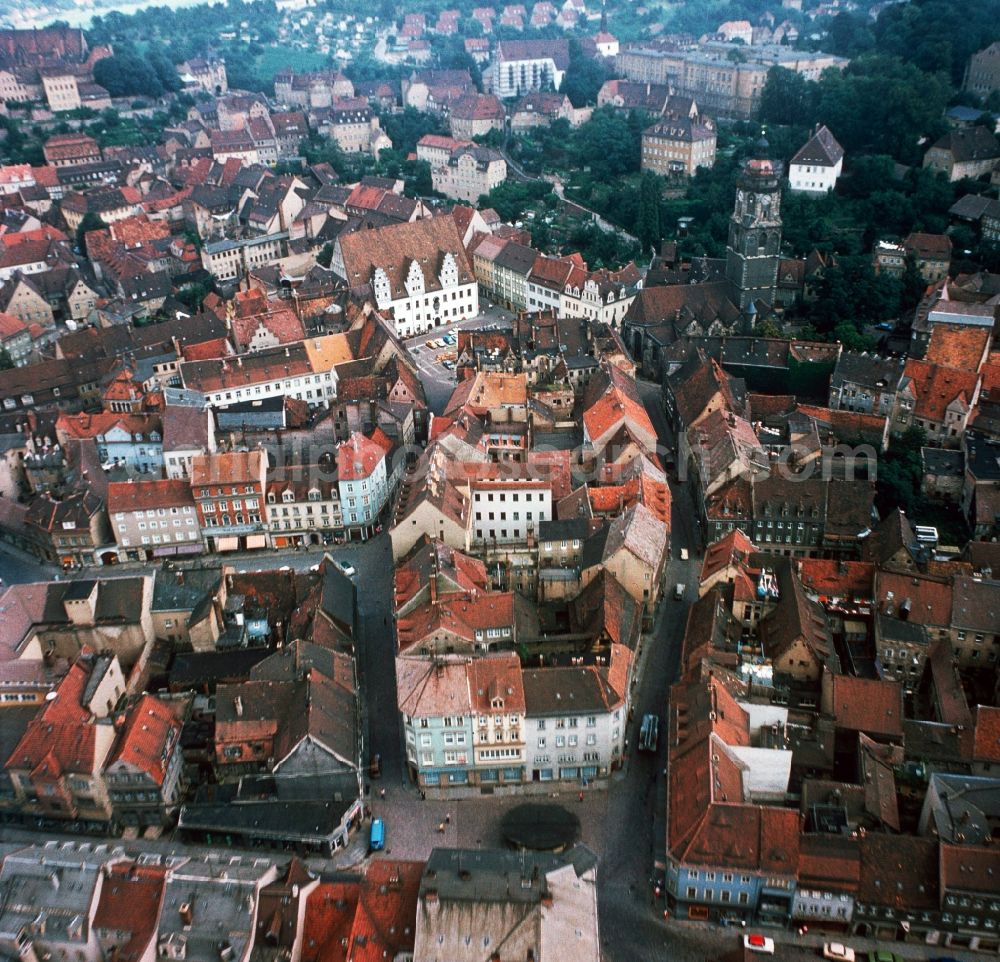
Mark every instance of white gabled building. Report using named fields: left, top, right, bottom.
left=788, top=124, right=844, bottom=194
left=335, top=216, right=479, bottom=337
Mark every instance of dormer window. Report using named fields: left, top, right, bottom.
left=282, top=490, right=294, bottom=503
left=308, top=488, right=321, bottom=501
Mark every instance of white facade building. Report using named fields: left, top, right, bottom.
left=788, top=125, right=844, bottom=194
left=469, top=479, right=553, bottom=546
left=335, top=216, right=479, bottom=338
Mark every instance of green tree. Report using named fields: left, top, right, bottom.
left=94, top=50, right=164, bottom=98
left=876, top=426, right=927, bottom=516
left=76, top=212, right=105, bottom=254
left=561, top=37, right=609, bottom=108
left=636, top=171, right=662, bottom=254
left=759, top=67, right=815, bottom=127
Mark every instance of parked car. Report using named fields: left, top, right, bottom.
left=368, top=753, right=382, bottom=779
left=674, top=583, right=686, bottom=600
left=867, top=953, right=904, bottom=962
left=822, top=944, right=855, bottom=962
left=370, top=817, right=385, bottom=851
left=744, top=934, right=775, bottom=955
left=679, top=548, right=689, bottom=561
left=334, top=559, right=356, bottom=577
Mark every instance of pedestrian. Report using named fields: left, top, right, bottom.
left=578, top=791, right=584, bottom=802
left=419, top=790, right=426, bottom=801
left=445, top=812, right=451, bottom=825
left=437, top=821, right=445, bottom=833
left=379, top=787, right=386, bottom=799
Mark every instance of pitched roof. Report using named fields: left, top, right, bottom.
left=336, top=431, right=387, bottom=481
left=972, top=704, right=1000, bottom=764
left=107, top=694, right=181, bottom=786
left=929, top=125, right=1000, bottom=163
left=191, top=450, right=265, bottom=486
left=902, top=358, right=979, bottom=423
left=826, top=673, right=904, bottom=739
left=790, top=125, right=844, bottom=168
left=603, top=502, right=668, bottom=570
left=496, top=38, right=570, bottom=68
left=339, top=216, right=474, bottom=298
left=107, top=479, right=195, bottom=513
left=924, top=324, right=989, bottom=372
left=7, top=653, right=109, bottom=775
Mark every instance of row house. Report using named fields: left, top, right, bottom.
left=336, top=429, right=394, bottom=539
left=828, top=352, right=906, bottom=417
left=106, top=479, right=203, bottom=563
left=896, top=359, right=981, bottom=446
left=179, top=336, right=344, bottom=408
left=191, top=449, right=269, bottom=553
left=521, top=650, right=631, bottom=784
left=963, top=431, right=1000, bottom=540
left=398, top=653, right=527, bottom=793
left=468, top=478, right=553, bottom=546
left=265, top=471, right=342, bottom=548
left=102, top=693, right=187, bottom=830
left=5, top=652, right=186, bottom=827
left=56, top=411, right=164, bottom=475
left=201, top=231, right=287, bottom=284
left=25, top=489, right=113, bottom=569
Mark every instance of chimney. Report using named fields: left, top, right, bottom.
left=179, top=902, right=193, bottom=926
left=234, top=695, right=243, bottom=717
left=540, top=893, right=553, bottom=908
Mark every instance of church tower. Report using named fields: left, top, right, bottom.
left=725, top=139, right=782, bottom=311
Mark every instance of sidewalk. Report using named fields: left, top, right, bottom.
left=664, top=916, right=992, bottom=961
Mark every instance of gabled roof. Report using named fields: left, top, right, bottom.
left=825, top=672, right=904, bottom=739
left=7, top=653, right=110, bottom=775
left=339, top=216, right=474, bottom=298
left=496, top=38, right=570, bottom=69
left=929, top=125, right=1000, bottom=163
left=790, top=125, right=844, bottom=168
left=107, top=694, right=181, bottom=786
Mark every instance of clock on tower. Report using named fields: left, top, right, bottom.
left=725, top=138, right=783, bottom=313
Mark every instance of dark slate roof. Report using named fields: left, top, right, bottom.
left=791, top=125, right=844, bottom=168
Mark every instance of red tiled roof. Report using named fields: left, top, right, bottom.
left=336, top=432, right=387, bottom=481
left=107, top=479, right=195, bottom=514
left=181, top=337, right=233, bottom=361
left=925, top=324, right=990, bottom=373
left=827, top=673, right=904, bottom=739
left=797, top=559, right=875, bottom=601
left=903, top=358, right=980, bottom=423
left=349, top=861, right=423, bottom=962
left=396, top=591, right=515, bottom=651
left=93, top=862, right=168, bottom=962
left=875, top=571, right=953, bottom=626
left=0, top=311, right=27, bottom=339
left=108, top=694, right=181, bottom=786
left=973, top=704, right=1000, bottom=763
left=700, top=528, right=755, bottom=584
left=56, top=411, right=161, bottom=440
left=7, top=656, right=102, bottom=775
left=302, top=882, right=360, bottom=962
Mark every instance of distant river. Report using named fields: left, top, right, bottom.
left=7, top=0, right=209, bottom=30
